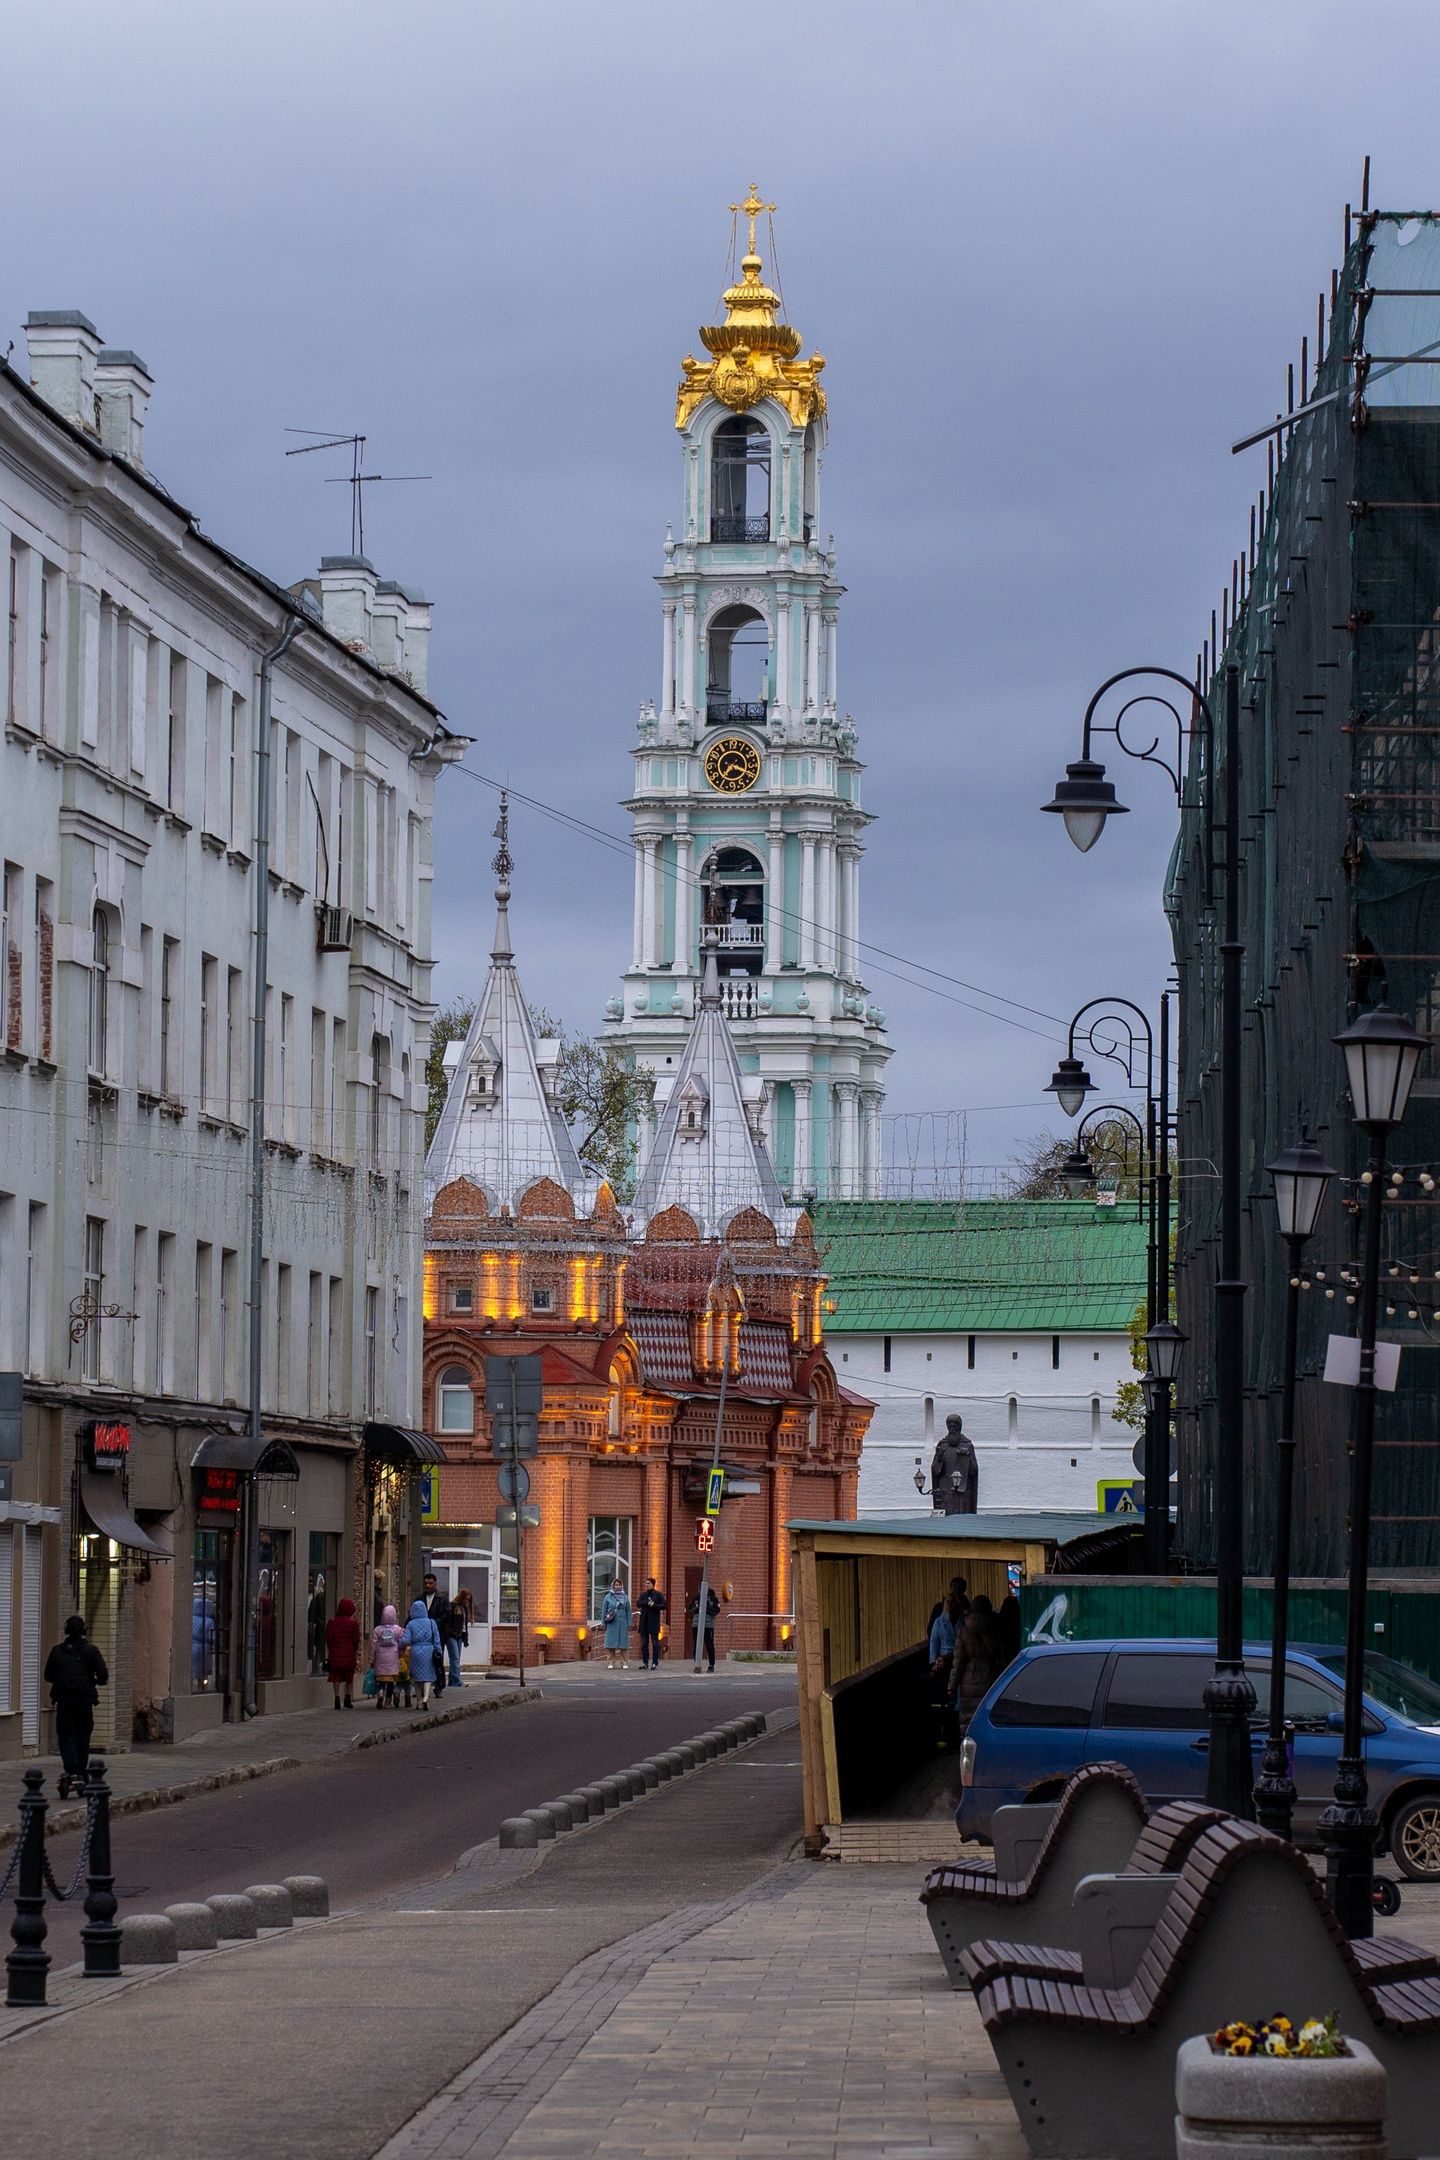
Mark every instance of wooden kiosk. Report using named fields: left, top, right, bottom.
left=787, top=1511, right=1118, bottom=1847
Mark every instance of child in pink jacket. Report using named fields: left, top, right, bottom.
left=369, top=1604, right=404, bottom=1708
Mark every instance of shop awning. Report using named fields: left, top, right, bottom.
left=78, top=1470, right=171, bottom=1559
left=362, top=1422, right=448, bottom=1466
left=190, top=1432, right=300, bottom=1478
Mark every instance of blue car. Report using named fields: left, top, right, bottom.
left=957, top=1637, right=1440, bottom=1881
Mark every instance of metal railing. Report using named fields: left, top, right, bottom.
left=706, top=696, right=769, bottom=726
left=710, top=516, right=770, bottom=543
left=719, top=1609, right=795, bottom=1656
left=717, top=922, right=764, bottom=947
left=5, top=1759, right=120, bottom=2005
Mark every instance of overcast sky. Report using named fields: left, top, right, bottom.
left=6, top=1, right=1440, bottom=1181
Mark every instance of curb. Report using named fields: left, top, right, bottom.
left=4, top=1683, right=543, bottom=1844
left=493, top=1709, right=773, bottom=1856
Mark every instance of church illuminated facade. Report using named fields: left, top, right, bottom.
left=604, top=190, right=891, bottom=1202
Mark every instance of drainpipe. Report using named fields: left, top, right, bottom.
left=241, top=613, right=306, bottom=1715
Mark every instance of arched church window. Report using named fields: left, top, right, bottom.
left=703, top=847, right=765, bottom=971
left=705, top=605, right=769, bottom=725
left=710, top=416, right=771, bottom=542
left=437, top=1365, right=474, bottom=1432
left=802, top=421, right=819, bottom=545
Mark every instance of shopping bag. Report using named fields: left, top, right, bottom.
left=362, top=1666, right=377, bottom=1697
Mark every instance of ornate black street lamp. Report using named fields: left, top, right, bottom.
left=1253, top=1138, right=1337, bottom=1840
left=1046, top=992, right=1174, bottom=1571
left=1321, top=1007, right=1429, bottom=1935
left=1043, top=664, right=1255, bottom=1816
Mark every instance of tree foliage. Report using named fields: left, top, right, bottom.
left=425, top=997, right=477, bottom=1151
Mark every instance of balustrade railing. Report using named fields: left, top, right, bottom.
left=710, top=516, right=770, bottom=543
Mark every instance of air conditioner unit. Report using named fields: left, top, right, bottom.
left=316, top=906, right=354, bottom=953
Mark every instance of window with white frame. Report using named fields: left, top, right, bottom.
left=587, top=1517, right=632, bottom=1622
left=437, top=1365, right=474, bottom=1432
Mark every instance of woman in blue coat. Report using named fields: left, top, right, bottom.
left=600, top=1577, right=632, bottom=1671
left=402, top=1599, right=443, bottom=1709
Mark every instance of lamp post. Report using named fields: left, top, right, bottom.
left=1320, top=1007, right=1429, bottom=1935
left=1043, top=663, right=1254, bottom=1816
left=1045, top=993, right=1174, bottom=1570
left=1253, top=1138, right=1336, bottom=1841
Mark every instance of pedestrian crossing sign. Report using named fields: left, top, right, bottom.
left=1098, top=1480, right=1143, bottom=1514
left=705, top=1467, right=725, bottom=1517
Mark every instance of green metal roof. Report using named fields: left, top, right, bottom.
left=812, top=1198, right=1149, bottom=1334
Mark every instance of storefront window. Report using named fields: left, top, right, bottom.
left=193, top=1528, right=232, bottom=1694
left=307, top=1531, right=339, bottom=1674
left=497, top=1523, right=520, bottom=1624
left=256, top=1525, right=291, bottom=1681
left=587, top=1516, right=632, bottom=1622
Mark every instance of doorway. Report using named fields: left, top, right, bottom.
left=425, top=1540, right=494, bottom=1666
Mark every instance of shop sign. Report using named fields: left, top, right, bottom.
left=695, top=1517, right=715, bottom=1553
left=198, top=1467, right=240, bottom=1517
left=86, top=1420, right=130, bottom=1472
left=421, top=1467, right=440, bottom=1523
left=704, top=1467, right=725, bottom=1517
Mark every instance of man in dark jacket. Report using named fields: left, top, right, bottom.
left=422, top=1574, right=457, bottom=1690
left=689, top=1585, right=720, bottom=1672
left=636, top=1579, right=667, bottom=1669
left=44, top=1616, right=108, bottom=1797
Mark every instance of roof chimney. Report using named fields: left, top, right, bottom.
left=25, top=311, right=102, bottom=433
left=95, top=349, right=152, bottom=468
left=315, top=556, right=377, bottom=653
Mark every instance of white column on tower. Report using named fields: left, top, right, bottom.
left=790, top=596, right=804, bottom=716
left=824, top=610, right=838, bottom=711
left=674, top=819, right=692, bottom=974
left=861, top=1088, right=883, bottom=1198
left=680, top=597, right=697, bottom=717
left=816, top=834, right=835, bottom=973
left=799, top=835, right=816, bottom=969
left=792, top=1078, right=812, bottom=1196
left=662, top=603, right=676, bottom=715
left=766, top=818, right=784, bottom=973
left=775, top=593, right=790, bottom=719
left=640, top=836, right=660, bottom=968
left=631, top=837, right=646, bottom=969
left=804, top=607, right=819, bottom=711
left=836, top=1080, right=860, bottom=1199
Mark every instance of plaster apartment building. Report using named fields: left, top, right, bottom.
left=0, top=309, right=463, bottom=1755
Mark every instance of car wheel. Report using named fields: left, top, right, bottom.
left=1390, top=1794, right=1440, bottom=1882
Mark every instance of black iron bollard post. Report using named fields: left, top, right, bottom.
left=5, top=1767, right=50, bottom=2006
left=80, top=1758, right=120, bottom=1977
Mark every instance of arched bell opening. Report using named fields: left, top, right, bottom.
left=706, top=605, right=769, bottom=725
left=710, top=414, right=771, bottom=542
left=702, top=846, right=765, bottom=978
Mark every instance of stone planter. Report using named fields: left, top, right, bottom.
left=1175, top=2033, right=1387, bottom=2160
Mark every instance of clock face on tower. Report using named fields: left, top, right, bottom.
left=703, top=735, right=762, bottom=794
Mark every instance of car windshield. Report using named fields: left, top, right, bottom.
left=1314, top=1652, right=1440, bottom=1727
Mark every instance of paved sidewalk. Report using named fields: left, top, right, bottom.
left=382, top=1859, right=1025, bottom=2160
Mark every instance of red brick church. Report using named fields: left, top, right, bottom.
left=421, top=858, right=870, bottom=1666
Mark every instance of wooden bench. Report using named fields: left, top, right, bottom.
left=961, top=1818, right=1440, bottom=2160
left=921, top=1763, right=1190, bottom=1985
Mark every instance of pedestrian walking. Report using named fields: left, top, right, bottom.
left=928, top=1592, right=962, bottom=1752
left=601, top=1577, right=632, bottom=1670
left=636, top=1578, right=667, bottom=1669
left=927, top=1574, right=969, bottom=1630
left=996, top=1591, right=1023, bottom=1670
left=448, top=1587, right=473, bottom=1683
left=325, top=1596, right=361, bottom=1708
left=421, top=1573, right=452, bottom=1696
left=43, top=1615, right=108, bottom=1798
left=403, top=1597, right=443, bottom=1708
left=369, top=1603, right=405, bottom=1708
left=948, top=1593, right=1002, bottom=1736
left=689, top=1584, right=720, bottom=1672
left=423, top=1572, right=462, bottom=1684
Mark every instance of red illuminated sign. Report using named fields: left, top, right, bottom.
left=198, top=1467, right=239, bottom=1516
left=88, top=1421, right=130, bottom=1470
left=695, top=1517, right=715, bottom=1553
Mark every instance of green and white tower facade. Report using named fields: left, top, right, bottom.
left=604, top=191, right=890, bottom=1201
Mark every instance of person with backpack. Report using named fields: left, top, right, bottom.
left=369, top=1603, right=405, bottom=1709
left=43, top=1615, right=108, bottom=1798
left=689, top=1584, right=720, bottom=1672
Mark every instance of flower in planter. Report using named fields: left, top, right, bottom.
left=1212, top=2013, right=1345, bottom=2059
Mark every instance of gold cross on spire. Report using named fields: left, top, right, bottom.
left=731, top=183, right=776, bottom=257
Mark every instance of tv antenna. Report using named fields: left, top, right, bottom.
left=284, top=429, right=430, bottom=557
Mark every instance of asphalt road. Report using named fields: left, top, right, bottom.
left=33, top=1670, right=798, bottom=1966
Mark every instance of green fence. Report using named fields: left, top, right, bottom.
left=1019, top=1582, right=1440, bottom=1688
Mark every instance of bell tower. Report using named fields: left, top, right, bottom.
left=604, top=190, right=891, bottom=1202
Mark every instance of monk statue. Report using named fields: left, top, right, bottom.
left=930, top=1415, right=978, bottom=1515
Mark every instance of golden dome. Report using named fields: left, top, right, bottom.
left=677, top=189, right=827, bottom=431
